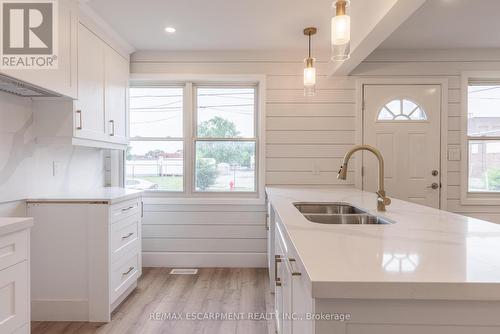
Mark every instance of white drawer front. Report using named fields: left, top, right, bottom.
left=111, top=198, right=141, bottom=223
left=0, top=230, right=28, bottom=272
left=111, top=215, right=140, bottom=264
left=0, top=261, right=29, bottom=333
left=110, top=253, right=140, bottom=304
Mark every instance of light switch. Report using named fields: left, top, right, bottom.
left=448, top=147, right=461, bottom=161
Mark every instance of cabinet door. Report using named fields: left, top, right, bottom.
left=0, top=0, right=78, bottom=98
left=291, top=261, right=314, bottom=334
left=74, top=23, right=107, bottom=142
left=105, top=47, right=129, bottom=144
left=275, top=220, right=293, bottom=334
left=0, top=262, right=29, bottom=333
left=275, top=232, right=284, bottom=334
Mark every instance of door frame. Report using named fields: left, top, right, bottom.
left=355, top=78, right=449, bottom=210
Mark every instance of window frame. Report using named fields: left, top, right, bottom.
left=376, top=97, right=428, bottom=122
left=461, top=71, right=500, bottom=205
left=127, top=84, right=186, bottom=193
left=125, top=75, right=266, bottom=203
left=192, top=84, right=259, bottom=194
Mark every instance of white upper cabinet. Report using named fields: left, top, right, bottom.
left=34, top=18, right=131, bottom=150
left=0, top=0, right=78, bottom=99
left=104, top=47, right=129, bottom=144
left=75, top=24, right=107, bottom=142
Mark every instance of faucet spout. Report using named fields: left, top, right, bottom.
left=337, top=145, right=391, bottom=211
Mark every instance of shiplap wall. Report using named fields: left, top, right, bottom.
left=131, top=51, right=356, bottom=267
left=355, top=49, right=500, bottom=224
left=131, top=49, right=500, bottom=267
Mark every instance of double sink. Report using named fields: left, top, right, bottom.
left=294, top=202, right=395, bottom=225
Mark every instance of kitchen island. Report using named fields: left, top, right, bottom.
left=266, top=187, right=500, bottom=334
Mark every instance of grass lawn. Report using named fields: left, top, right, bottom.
left=141, top=176, right=183, bottom=191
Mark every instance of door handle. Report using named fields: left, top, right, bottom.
left=427, top=183, right=440, bottom=190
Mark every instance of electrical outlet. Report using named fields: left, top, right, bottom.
left=52, top=161, right=61, bottom=177
left=312, top=163, right=320, bottom=175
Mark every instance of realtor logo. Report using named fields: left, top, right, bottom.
left=0, top=0, right=58, bottom=69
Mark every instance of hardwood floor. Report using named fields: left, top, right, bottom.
left=32, top=267, right=275, bottom=334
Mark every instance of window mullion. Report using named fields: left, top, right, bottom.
left=184, top=82, right=194, bottom=197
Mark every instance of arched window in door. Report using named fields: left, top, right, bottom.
left=377, top=99, right=427, bottom=121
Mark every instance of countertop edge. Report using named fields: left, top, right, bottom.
left=0, top=217, right=34, bottom=236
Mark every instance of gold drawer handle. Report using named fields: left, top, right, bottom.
left=275, top=255, right=282, bottom=287
left=121, top=232, right=134, bottom=239
left=122, top=266, right=134, bottom=276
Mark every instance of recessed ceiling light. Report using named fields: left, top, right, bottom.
left=165, top=27, right=176, bottom=33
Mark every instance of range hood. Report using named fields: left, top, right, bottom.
left=0, top=74, right=61, bottom=98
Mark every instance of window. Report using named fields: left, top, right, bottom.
left=467, top=82, right=500, bottom=193
left=125, top=82, right=261, bottom=197
left=377, top=98, right=427, bottom=121
left=127, top=87, right=184, bottom=191
left=195, top=87, right=256, bottom=192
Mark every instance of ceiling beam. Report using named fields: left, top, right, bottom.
left=329, top=0, right=427, bottom=77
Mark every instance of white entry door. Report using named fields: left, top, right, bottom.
left=362, top=85, right=441, bottom=208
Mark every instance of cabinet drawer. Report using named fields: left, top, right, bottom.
left=110, top=253, right=140, bottom=304
left=0, top=261, right=29, bottom=334
left=111, top=198, right=141, bottom=223
left=0, top=230, right=28, bottom=272
left=111, top=215, right=140, bottom=264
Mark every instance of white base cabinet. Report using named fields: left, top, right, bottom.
left=269, top=203, right=500, bottom=334
left=0, top=219, right=33, bottom=334
left=27, top=195, right=142, bottom=322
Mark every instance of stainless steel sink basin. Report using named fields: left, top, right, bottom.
left=294, top=202, right=395, bottom=225
left=303, top=213, right=394, bottom=225
left=294, top=202, right=367, bottom=214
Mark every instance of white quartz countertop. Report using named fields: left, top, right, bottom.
left=0, top=217, right=33, bottom=236
left=266, top=187, right=500, bottom=301
left=26, top=187, right=143, bottom=204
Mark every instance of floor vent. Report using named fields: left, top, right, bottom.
left=170, top=269, right=198, bottom=275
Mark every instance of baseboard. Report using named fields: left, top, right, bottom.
left=142, top=252, right=267, bottom=268
left=31, top=299, right=89, bottom=321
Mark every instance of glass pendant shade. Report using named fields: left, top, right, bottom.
left=303, top=27, right=317, bottom=97
left=303, top=58, right=316, bottom=97
left=331, top=1, right=351, bottom=61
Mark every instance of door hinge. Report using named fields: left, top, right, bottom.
left=362, top=99, right=365, bottom=111
left=361, top=166, right=364, bottom=177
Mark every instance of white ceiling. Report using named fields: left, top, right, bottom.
left=86, top=0, right=334, bottom=51
left=380, top=0, right=500, bottom=49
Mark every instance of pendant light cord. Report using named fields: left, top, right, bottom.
left=308, top=33, right=311, bottom=59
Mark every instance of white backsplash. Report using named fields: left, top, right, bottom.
left=0, top=91, right=105, bottom=205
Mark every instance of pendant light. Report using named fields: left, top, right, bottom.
left=303, top=27, right=317, bottom=97
left=331, top=0, right=351, bottom=61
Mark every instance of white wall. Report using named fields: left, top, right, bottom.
left=355, top=49, right=500, bottom=224
left=0, top=91, right=106, bottom=215
left=131, top=49, right=500, bottom=267
left=131, top=50, right=357, bottom=267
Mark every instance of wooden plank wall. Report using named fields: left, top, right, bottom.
left=131, top=49, right=500, bottom=267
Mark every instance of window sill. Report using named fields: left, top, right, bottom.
left=141, top=193, right=265, bottom=206
left=460, top=192, right=500, bottom=206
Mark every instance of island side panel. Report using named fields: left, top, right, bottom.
left=314, top=298, right=500, bottom=334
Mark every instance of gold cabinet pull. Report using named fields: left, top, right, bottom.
left=275, top=255, right=282, bottom=286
